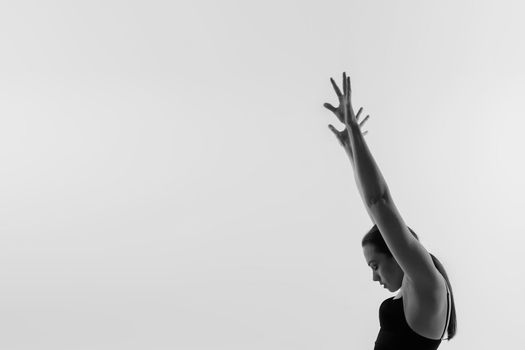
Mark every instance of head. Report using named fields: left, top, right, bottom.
left=362, top=243, right=404, bottom=292
left=361, top=224, right=457, bottom=341
left=362, top=225, right=420, bottom=292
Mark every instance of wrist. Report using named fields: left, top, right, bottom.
left=344, top=145, right=354, bottom=162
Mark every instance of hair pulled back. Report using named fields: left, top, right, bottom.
left=362, top=225, right=457, bottom=341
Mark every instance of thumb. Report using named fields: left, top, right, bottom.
left=328, top=125, right=344, bottom=146
left=323, top=103, right=337, bottom=113
left=324, top=103, right=343, bottom=122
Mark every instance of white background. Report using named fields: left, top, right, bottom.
left=1, top=1, right=524, bottom=349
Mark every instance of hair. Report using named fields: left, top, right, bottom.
left=361, top=224, right=457, bottom=341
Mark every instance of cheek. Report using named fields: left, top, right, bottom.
left=380, top=266, right=391, bottom=279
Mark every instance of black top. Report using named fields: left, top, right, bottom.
left=374, top=285, right=450, bottom=350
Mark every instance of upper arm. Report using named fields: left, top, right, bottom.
left=368, top=193, right=441, bottom=291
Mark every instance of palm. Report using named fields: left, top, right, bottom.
left=325, top=77, right=354, bottom=124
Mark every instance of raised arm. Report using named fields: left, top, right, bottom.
left=324, top=76, right=370, bottom=205
left=324, top=73, right=442, bottom=291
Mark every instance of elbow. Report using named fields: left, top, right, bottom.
left=366, top=190, right=392, bottom=209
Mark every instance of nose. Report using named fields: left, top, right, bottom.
left=372, top=271, right=380, bottom=282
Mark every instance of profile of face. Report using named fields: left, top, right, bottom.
left=363, top=244, right=404, bottom=292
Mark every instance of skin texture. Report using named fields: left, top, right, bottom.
left=362, top=244, right=404, bottom=295
left=324, top=73, right=451, bottom=339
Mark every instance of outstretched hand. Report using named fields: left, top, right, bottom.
left=323, top=72, right=369, bottom=148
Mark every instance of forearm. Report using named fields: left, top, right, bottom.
left=347, top=123, right=390, bottom=208
left=344, top=145, right=355, bottom=168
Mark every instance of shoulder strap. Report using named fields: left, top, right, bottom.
left=440, top=282, right=450, bottom=339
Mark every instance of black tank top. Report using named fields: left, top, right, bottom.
left=374, top=284, right=450, bottom=350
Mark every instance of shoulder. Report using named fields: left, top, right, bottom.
left=406, top=273, right=447, bottom=307
left=404, top=274, right=449, bottom=339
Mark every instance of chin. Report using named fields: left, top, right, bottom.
left=384, top=284, right=398, bottom=293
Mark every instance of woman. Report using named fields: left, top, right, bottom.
left=323, top=73, right=457, bottom=349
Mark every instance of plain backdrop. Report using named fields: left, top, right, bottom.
left=1, top=1, right=524, bottom=349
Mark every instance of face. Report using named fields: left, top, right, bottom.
left=363, top=244, right=404, bottom=292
